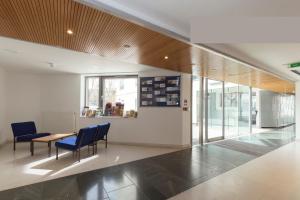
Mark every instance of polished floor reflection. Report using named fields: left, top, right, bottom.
left=0, top=126, right=295, bottom=200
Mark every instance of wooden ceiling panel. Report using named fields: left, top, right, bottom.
left=0, top=0, right=295, bottom=93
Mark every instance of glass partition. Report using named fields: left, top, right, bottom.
left=192, top=77, right=294, bottom=145
left=192, top=75, right=201, bottom=145
left=238, top=85, right=250, bottom=135
left=207, top=79, right=223, bottom=140
left=224, top=83, right=239, bottom=138
left=192, top=77, right=254, bottom=144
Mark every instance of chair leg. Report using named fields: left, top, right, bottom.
left=105, top=137, right=107, bottom=149
left=13, top=139, right=16, bottom=151
left=30, top=141, right=34, bottom=156
left=92, top=143, right=95, bottom=155
left=56, top=147, right=58, bottom=160
left=78, top=149, right=81, bottom=162
left=88, top=145, right=90, bottom=154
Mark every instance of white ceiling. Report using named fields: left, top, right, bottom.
left=83, top=0, right=300, bottom=38
left=206, top=43, right=300, bottom=81
left=82, top=0, right=300, bottom=81
left=0, top=37, right=156, bottom=74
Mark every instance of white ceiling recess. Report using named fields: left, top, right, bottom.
left=0, top=37, right=156, bottom=74
left=80, top=0, right=300, bottom=81
left=205, top=43, right=300, bottom=81
left=80, top=0, right=300, bottom=39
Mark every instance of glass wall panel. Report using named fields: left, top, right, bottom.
left=238, top=85, right=250, bottom=135
left=224, top=83, right=239, bottom=138
left=207, top=79, right=223, bottom=140
left=251, top=88, right=258, bottom=132
left=192, top=75, right=201, bottom=145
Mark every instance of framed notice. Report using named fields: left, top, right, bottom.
left=140, top=76, right=181, bottom=107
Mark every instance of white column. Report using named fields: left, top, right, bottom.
left=296, top=82, right=300, bottom=139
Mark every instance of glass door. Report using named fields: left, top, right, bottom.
left=205, top=79, right=224, bottom=142
left=192, top=75, right=201, bottom=145
left=191, top=77, right=252, bottom=145
left=224, top=83, right=239, bottom=138
left=238, top=85, right=250, bottom=135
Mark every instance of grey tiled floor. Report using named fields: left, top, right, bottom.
left=0, top=125, right=295, bottom=200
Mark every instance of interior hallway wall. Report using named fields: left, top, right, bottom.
left=0, top=68, right=6, bottom=144
left=4, top=72, right=42, bottom=141
left=296, top=82, right=300, bottom=139
left=40, top=70, right=191, bottom=147
left=1, top=69, right=191, bottom=147
left=257, top=90, right=295, bottom=128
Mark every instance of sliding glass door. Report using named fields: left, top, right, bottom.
left=192, top=77, right=252, bottom=145
left=206, top=79, right=224, bottom=142
left=238, top=85, right=250, bottom=135
left=224, top=83, right=239, bottom=138
left=192, top=75, right=201, bottom=145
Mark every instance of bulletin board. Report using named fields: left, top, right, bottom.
left=140, top=76, right=181, bottom=107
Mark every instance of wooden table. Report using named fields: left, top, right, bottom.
left=31, top=133, right=76, bottom=156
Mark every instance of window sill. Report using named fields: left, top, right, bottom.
left=80, top=115, right=137, bottom=119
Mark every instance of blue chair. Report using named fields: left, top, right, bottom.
left=11, top=121, right=50, bottom=152
left=94, top=123, right=110, bottom=152
left=55, top=126, right=98, bottom=162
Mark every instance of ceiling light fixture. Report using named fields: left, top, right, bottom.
left=67, top=29, right=73, bottom=35
left=45, top=62, right=54, bottom=68
left=164, top=56, right=169, bottom=60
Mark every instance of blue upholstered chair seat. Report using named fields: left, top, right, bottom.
left=55, top=136, right=78, bottom=151
left=55, top=126, right=98, bottom=161
left=16, top=133, right=50, bottom=142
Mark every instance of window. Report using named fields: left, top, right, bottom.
left=84, top=75, right=138, bottom=117
left=85, top=77, right=100, bottom=109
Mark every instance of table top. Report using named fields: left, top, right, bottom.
left=32, top=133, right=76, bottom=142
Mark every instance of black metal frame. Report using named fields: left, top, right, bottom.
left=89, top=134, right=108, bottom=154
left=13, top=137, right=34, bottom=155
left=55, top=132, right=108, bottom=162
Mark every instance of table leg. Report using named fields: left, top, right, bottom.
left=48, top=141, right=51, bottom=157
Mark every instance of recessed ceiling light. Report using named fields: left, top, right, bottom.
left=67, top=29, right=73, bottom=35
left=45, top=62, right=54, bottom=68
left=164, top=56, right=169, bottom=60
left=123, top=44, right=131, bottom=48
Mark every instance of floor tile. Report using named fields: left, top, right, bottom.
left=108, top=185, right=150, bottom=200
left=0, top=125, right=295, bottom=200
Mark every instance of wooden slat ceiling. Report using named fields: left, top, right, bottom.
left=0, top=0, right=295, bottom=93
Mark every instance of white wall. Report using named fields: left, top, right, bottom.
left=0, top=69, right=191, bottom=147
left=39, top=70, right=191, bottom=147
left=0, top=68, right=6, bottom=144
left=257, top=90, right=276, bottom=128
left=40, top=75, right=81, bottom=134
left=296, top=82, right=300, bottom=139
left=257, top=90, right=295, bottom=128
left=4, top=72, right=42, bottom=141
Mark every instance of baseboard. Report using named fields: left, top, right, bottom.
left=261, top=123, right=295, bottom=129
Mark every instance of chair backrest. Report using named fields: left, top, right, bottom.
left=11, top=121, right=37, bottom=137
left=76, top=126, right=98, bottom=148
left=96, top=123, right=111, bottom=141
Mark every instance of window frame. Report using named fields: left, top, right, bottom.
left=84, top=75, right=138, bottom=110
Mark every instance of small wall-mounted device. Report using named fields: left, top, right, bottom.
left=183, top=99, right=189, bottom=111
